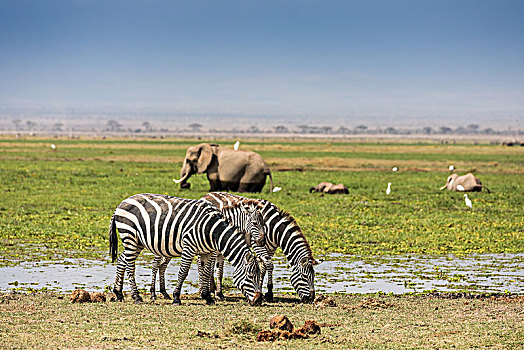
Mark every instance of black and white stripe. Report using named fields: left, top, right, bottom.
left=203, top=193, right=317, bottom=303
left=109, top=193, right=262, bottom=305
left=149, top=200, right=266, bottom=301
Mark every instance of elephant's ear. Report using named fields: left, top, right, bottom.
left=197, top=143, right=213, bottom=174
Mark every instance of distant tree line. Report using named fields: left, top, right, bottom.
left=7, top=119, right=522, bottom=136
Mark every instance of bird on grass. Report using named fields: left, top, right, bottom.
left=272, top=187, right=282, bottom=193
left=51, top=144, right=56, bottom=150
left=449, top=165, right=455, bottom=172
left=392, top=167, right=398, bottom=172
left=386, top=182, right=391, bottom=195
left=233, top=141, right=240, bottom=151
left=464, top=194, right=472, bottom=209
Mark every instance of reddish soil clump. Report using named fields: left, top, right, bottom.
left=297, top=320, right=321, bottom=335
left=90, top=292, right=106, bottom=303
left=269, top=314, right=294, bottom=332
left=314, top=294, right=337, bottom=308
left=256, top=330, right=276, bottom=342
left=257, top=316, right=321, bottom=342
left=69, top=289, right=91, bottom=303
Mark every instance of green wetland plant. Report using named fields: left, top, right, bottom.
left=0, top=137, right=523, bottom=264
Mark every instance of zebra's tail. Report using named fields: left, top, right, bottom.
left=109, top=212, right=118, bottom=263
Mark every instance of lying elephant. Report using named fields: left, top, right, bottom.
left=440, top=173, right=491, bottom=193
left=174, top=143, right=273, bottom=193
left=309, top=182, right=349, bottom=194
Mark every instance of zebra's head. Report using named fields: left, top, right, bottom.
left=233, top=252, right=263, bottom=306
left=242, top=201, right=266, bottom=247
left=223, top=201, right=266, bottom=248
left=290, top=256, right=318, bottom=303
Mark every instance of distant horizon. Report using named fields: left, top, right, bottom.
left=1, top=105, right=521, bottom=134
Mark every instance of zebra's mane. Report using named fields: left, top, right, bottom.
left=222, top=199, right=264, bottom=211
left=274, top=206, right=315, bottom=260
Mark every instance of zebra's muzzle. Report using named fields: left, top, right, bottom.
left=249, top=292, right=263, bottom=306
left=301, top=291, right=315, bottom=304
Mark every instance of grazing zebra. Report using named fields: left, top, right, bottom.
left=149, top=200, right=266, bottom=301
left=153, top=192, right=318, bottom=303
left=109, top=193, right=263, bottom=305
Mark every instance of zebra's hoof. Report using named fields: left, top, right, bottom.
left=162, top=293, right=172, bottom=300
left=216, top=292, right=225, bottom=301
left=173, top=300, right=181, bottom=306
left=205, top=299, right=215, bottom=305
left=264, top=292, right=274, bottom=302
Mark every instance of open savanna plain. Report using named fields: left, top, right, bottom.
left=1, top=136, right=523, bottom=349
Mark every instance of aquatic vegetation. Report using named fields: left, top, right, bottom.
left=0, top=137, right=522, bottom=264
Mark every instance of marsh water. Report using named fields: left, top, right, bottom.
left=1, top=253, right=522, bottom=295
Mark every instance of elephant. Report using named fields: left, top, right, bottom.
left=174, top=143, right=274, bottom=193
left=309, top=182, right=349, bottom=194
left=440, top=173, right=491, bottom=193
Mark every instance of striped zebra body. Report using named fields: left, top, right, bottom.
left=202, top=192, right=317, bottom=303
left=109, top=193, right=262, bottom=305
left=149, top=200, right=266, bottom=301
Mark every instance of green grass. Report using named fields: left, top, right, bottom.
left=1, top=292, right=523, bottom=349
left=0, top=136, right=523, bottom=265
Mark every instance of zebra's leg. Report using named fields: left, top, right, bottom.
left=150, top=256, right=163, bottom=300
left=199, top=253, right=216, bottom=305
left=158, top=257, right=172, bottom=299
left=124, top=249, right=144, bottom=303
left=197, top=255, right=204, bottom=297
left=172, top=246, right=196, bottom=305
left=197, top=255, right=214, bottom=299
left=264, top=259, right=275, bottom=302
left=215, top=254, right=225, bottom=301
left=113, top=252, right=127, bottom=301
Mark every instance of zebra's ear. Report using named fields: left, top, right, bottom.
left=243, top=202, right=256, bottom=214
left=312, top=258, right=321, bottom=266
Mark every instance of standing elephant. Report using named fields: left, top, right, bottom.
left=174, top=143, right=273, bottom=193
left=440, top=173, right=491, bottom=193
left=309, top=182, right=349, bottom=194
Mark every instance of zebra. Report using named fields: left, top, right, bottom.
left=109, top=193, right=263, bottom=306
left=153, top=192, right=318, bottom=303
left=148, top=199, right=266, bottom=301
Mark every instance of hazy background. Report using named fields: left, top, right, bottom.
left=1, top=0, right=523, bottom=132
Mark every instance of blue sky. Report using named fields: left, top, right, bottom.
left=1, top=0, right=523, bottom=127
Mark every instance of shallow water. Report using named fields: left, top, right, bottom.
left=0, top=253, right=522, bottom=295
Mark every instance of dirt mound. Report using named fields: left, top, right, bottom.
left=314, top=294, right=337, bottom=308
left=257, top=316, right=322, bottom=342
left=90, top=292, right=106, bottom=303
left=270, top=314, right=293, bottom=332
left=297, top=320, right=321, bottom=335
left=69, top=289, right=108, bottom=303
left=69, top=289, right=91, bottom=303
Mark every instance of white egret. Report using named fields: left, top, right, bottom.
left=272, top=187, right=282, bottom=193
left=449, top=165, right=455, bottom=172
left=233, top=141, right=240, bottom=151
left=386, top=182, right=391, bottom=195
left=464, top=194, right=472, bottom=209
left=51, top=144, right=56, bottom=150
left=392, top=167, right=398, bottom=172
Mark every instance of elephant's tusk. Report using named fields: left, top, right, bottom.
left=173, top=173, right=190, bottom=184
left=439, top=185, right=447, bottom=190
